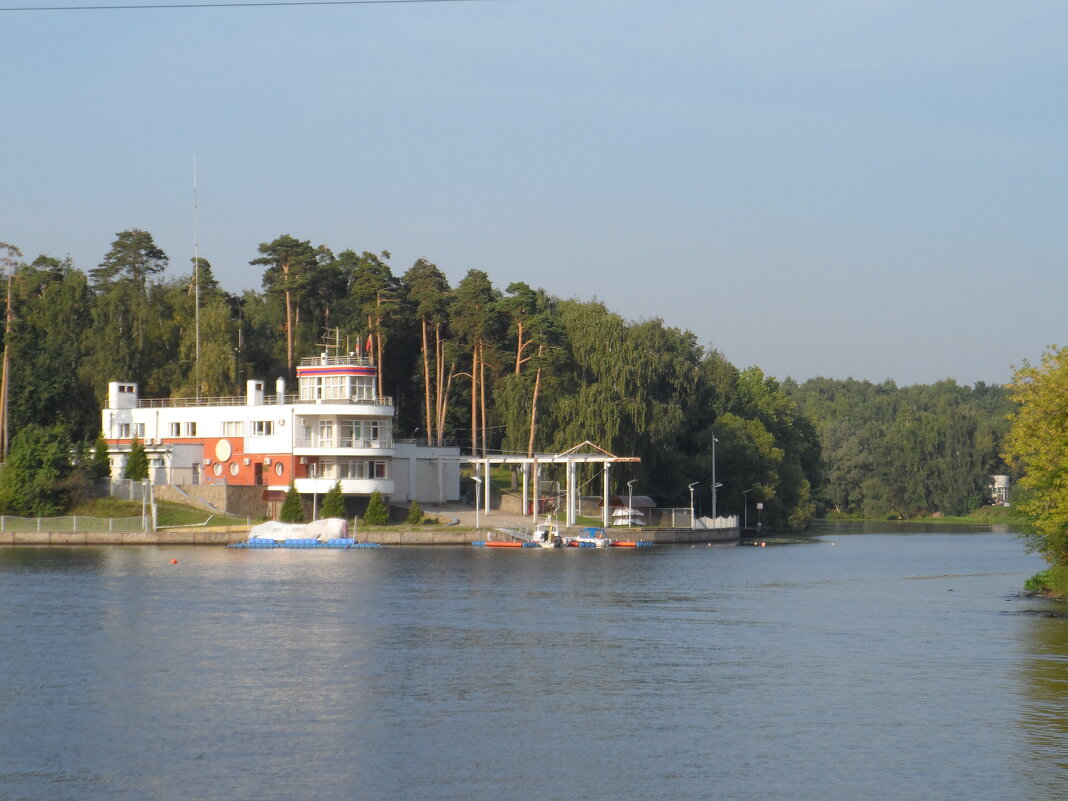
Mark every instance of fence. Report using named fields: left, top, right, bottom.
left=0, top=516, right=147, bottom=532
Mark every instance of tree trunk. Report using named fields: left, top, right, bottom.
left=470, top=344, right=479, bottom=456
left=479, top=341, right=488, bottom=458
left=527, top=344, right=544, bottom=458
left=421, top=318, right=434, bottom=446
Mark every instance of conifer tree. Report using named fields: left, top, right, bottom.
left=280, top=481, right=304, bottom=523
left=321, top=480, right=345, bottom=518
left=363, top=489, right=389, bottom=525
left=124, top=438, right=148, bottom=480
left=406, top=498, right=423, bottom=525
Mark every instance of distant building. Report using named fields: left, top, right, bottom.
left=989, top=474, right=1011, bottom=506
left=102, top=352, right=461, bottom=515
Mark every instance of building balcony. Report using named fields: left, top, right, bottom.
left=293, top=438, right=394, bottom=454
left=293, top=478, right=395, bottom=496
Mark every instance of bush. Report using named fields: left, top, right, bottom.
left=363, top=490, right=389, bottom=526
left=406, top=499, right=423, bottom=526
left=1025, top=565, right=1068, bottom=598
left=280, top=481, right=304, bottom=523
left=124, top=437, right=148, bottom=480
left=321, top=481, right=345, bottom=518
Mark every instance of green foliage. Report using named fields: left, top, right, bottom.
left=406, top=498, right=423, bottom=525
left=90, top=434, right=112, bottom=480
left=1004, top=346, right=1068, bottom=570
left=280, top=481, right=304, bottom=523
left=1023, top=566, right=1068, bottom=597
left=363, top=489, right=389, bottom=526
left=124, top=438, right=148, bottom=480
left=321, top=480, right=346, bottom=518
left=789, top=377, right=1013, bottom=519
left=0, top=424, right=76, bottom=515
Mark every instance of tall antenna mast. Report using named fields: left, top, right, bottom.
left=193, top=157, right=200, bottom=401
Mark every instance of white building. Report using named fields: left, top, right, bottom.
left=102, top=352, right=461, bottom=513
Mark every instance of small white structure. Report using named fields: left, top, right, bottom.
left=990, top=475, right=1011, bottom=506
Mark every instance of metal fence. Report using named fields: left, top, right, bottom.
left=0, top=516, right=146, bottom=532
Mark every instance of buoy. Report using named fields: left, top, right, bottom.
left=170, top=558, right=178, bottom=564
left=760, top=542, right=766, bottom=548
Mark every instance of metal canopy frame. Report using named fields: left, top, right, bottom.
left=461, top=441, right=640, bottom=528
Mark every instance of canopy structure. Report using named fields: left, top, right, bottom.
left=462, top=441, right=640, bottom=528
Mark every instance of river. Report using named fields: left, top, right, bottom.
left=1, top=527, right=1066, bottom=801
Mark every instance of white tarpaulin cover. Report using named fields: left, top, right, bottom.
left=248, top=518, right=348, bottom=541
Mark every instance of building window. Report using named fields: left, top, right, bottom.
left=229, top=462, right=239, bottom=476
left=367, top=421, right=381, bottom=443
left=318, top=419, right=334, bottom=446
left=118, top=423, right=130, bottom=438
left=274, top=462, right=284, bottom=477
left=339, top=419, right=360, bottom=447
left=213, top=463, right=223, bottom=477
left=222, top=421, right=243, bottom=437
left=373, top=461, right=388, bottom=479
left=251, top=421, right=274, bottom=436
left=352, top=377, right=375, bottom=400
left=339, top=459, right=365, bottom=479
left=132, top=423, right=145, bottom=438
left=184, top=422, right=197, bottom=437
left=169, top=422, right=181, bottom=437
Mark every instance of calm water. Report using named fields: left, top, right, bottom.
left=2, top=528, right=1067, bottom=801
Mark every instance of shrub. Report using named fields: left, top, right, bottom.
left=280, top=481, right=304, bottom=523
left=406, top=499, right=423, bottom=526
left=321, top=481, right=345, bottom=518
left=363, top=490, right=389, bottom=526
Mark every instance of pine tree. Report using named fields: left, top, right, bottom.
left=124, top=437, right=148, bottom=480
left=91, top=433, right=112, bottom=480
left=406, top=498, right=423, bottom=525
left=280, top=481, right=304, bottom=523
left=321, top=480, right=345, bottom=518
left=363, top=489, right=389, bottom=526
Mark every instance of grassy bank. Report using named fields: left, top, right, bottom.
left=70, top=498, right=249, bottom=528
left=821, top=506, right=1023, bottom=527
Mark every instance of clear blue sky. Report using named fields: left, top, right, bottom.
left=3, top=0, right=1065, bottom=387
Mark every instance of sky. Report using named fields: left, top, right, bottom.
left=2, top=0, right=1066, bottom=387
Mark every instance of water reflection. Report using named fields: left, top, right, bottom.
left=1016, top=608, right=1068, bottom=795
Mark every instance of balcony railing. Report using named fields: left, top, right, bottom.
left=293, top=438, right=393, bottom=449
left=136, top=394, right=392, bottom=409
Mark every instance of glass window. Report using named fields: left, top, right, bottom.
left=229, top=462, right=239, bottom=476
left=318, top=419, right=334, bottom=446
left=373, top=461, right=387, bottom=479
left=339, top=419, right=360, bottom=447
left=222, top=421, right=243, bottom=437
left=133, top=423, right=145, bottom=438
left=185, top=422, right=197, bottom=437
left=251, top=421, right=274, bottom=436
left=118, top=423, right=131, bottom=438
left=274, top=462, right=284, bottom=476
left=169, top=422, right=181, bottom=437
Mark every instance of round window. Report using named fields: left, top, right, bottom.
left=212, top=462, right=223, bottom=477
left=229, top=462, right=239, bottom=476
left=275, top=462, right=284, bottom=476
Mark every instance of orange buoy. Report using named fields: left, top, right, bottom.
left=170, top=558, right=178, bottom=564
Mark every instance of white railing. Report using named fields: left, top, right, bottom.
left=293, top=437, right=393, bottom=449
left=0, top=515, right=146, bottom=532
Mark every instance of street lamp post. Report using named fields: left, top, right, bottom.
left=472, top=476, right=483, bottom=536
left=711, top=433, right=718, bottom=521
left=627, top=479, right=637, bottom=529
left=743, top=487, right=753, bottom=530
left=688, top=482, right=700, bottom=530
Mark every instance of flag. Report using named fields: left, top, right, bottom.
left=365, top=333, right=373, bottom=356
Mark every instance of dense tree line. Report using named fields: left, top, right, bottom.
left=787, top=377, right=1014, bottom=518
left=0, top=231, right=1016, bottom=527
